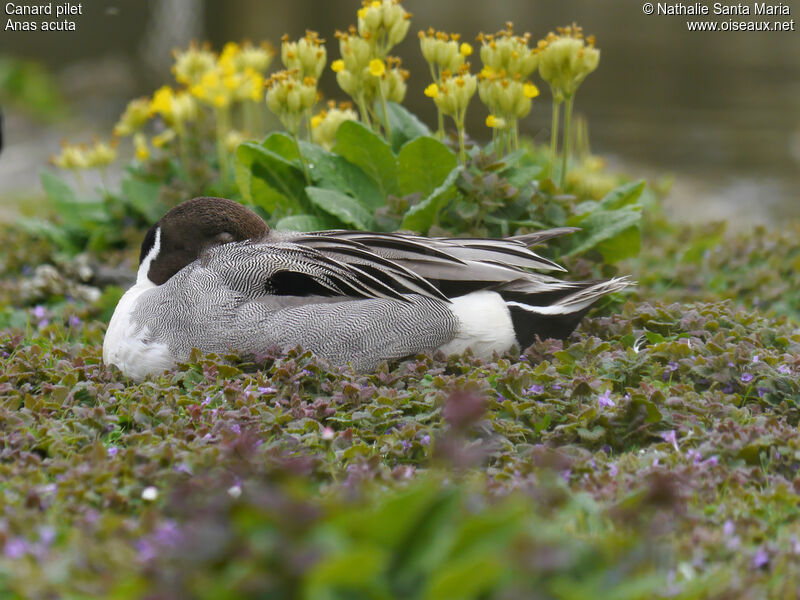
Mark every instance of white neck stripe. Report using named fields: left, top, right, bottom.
left=136, top=226, right=161, bottom=286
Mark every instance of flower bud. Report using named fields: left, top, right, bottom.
left=311, top=101, right=359, bottom=149
left=538, top=24, right=600, bottom=101
left=113, top=97, right=150, bottom=137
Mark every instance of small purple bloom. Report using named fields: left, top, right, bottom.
left=136, top=539, right=156, bottom=562
left=667, top=361, right=678, bottom=372
left=32, top=305, right=46, bottom=319
left=401, top=440, right=411, bottom=450
left=752, top=355, right=759, bottom=363
left=561, top=469, right=572, bottom=482
left=660, top=430, right=679, bottom=452
left=420, top=434, right=431, bottom=446
left=751, top=547, right=769, bottom=569
left=230, top=424, right=241, bottom=435
left=4, top=538, right=28, bottom=559
left=258, top=386, right=277, bottom=395
left=37, top=319, right=49, bottom=329
left=527, top=384, right=544, bottom=395
left=202, top=396, right=211, bottom=406
left=597, top=389, right=615, bottom=408
left=778, top=364, right=791, bottom=375
left=68, top=315, right=81, bottom=327
left=107, top=447, right=118, bottom=457
left=757, top=387, right=768, bottom=398
left=727, top=361, right=735, bottom=368
left=722, top=384, right=734, bottom=394
left=609, top=463, right=618, bottom=476
left=741, top=373, right=754, bottom=383
left=723, top=520, right=735, bottom=536
left=552, top=383, right=562, bottom=390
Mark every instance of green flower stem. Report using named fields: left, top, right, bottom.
left=512, top=121, right=519, bottom=152
left=305, top=107, right=313, bottom=142
left=215, top=106, right=231, bottom=183
left=456, top=110, right=467, bottom=164
left=560, top=96, right=574, bottom=190
left=356, top=93, right=372, bottom=129
left=292, top=132, right=311, bottom=185
left=549, top=99, right=561, bottom=180
left=428, top=64, right=444, bottom=139
left=379, top=83, right=392, bottom=141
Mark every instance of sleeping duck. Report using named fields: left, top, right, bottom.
left=103, top=196, right=630, bottom=380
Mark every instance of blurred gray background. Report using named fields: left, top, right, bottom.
left=1, top=0, right=799, bottom=225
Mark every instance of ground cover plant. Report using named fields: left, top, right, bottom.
left=2, top=1, right=800, bottom=598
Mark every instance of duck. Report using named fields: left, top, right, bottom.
left=103, top=196, right=630, bottom=380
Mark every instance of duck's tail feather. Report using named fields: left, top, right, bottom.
left=502, top=276, right=633, bottom=347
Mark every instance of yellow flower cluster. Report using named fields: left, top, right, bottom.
left=332, top=1, right=411, bottom=129
left=150, top=86, right=198, bottom=126
left=419, top=29, right=472, bottom=76
left=113, top=98, right=150, bottom=137
left=538, top=24, right=599, bottom=103
left=311, top=100, right=359, bottom=149
left=189, top=42, right=271, bottom=108
left=280, top=30, right=327, bottom=79
left=477, top=23, right=540, bottom=131
left=265, top=69, right=319, bottom=135
left=51, top=139, right=118, bottom=171
left=357, top=0, right=411, bottom=57
left=426, top=65, right=477, bottom=120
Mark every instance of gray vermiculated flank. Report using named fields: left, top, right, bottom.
left=132, top=242, right=460, bottom=371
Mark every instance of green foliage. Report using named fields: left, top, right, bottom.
left=0, top=57, right=66, bottom=120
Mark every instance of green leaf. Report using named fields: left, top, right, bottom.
left=500, top=164, right=543, bottom=188
left=273, top=214, right=339, bottom=232
left=423, top=555, right=505, bottom=600
left=565, top=205, right=642, bottom=261
left=299, top=142, right=383, bottom=210
left=333, top=120, right=398, bottom=199
left=235, top=142, right=307, bottom=215
left=382, top=101, right=433, bottom=153
left=305, top=544, right=388, bottom=591
left=260, top=131, right=299, bottom=161
left=121, top=177, right=166, bottom=223
left=597, top=179, right=646, bottom=211
left=40, top=170, right=107, bottom=227
left=306, top=186, right=376, bottom=230
left=397, top=136, right=457, bottom=198
left=595, top=221, right=642, bottom=263
left=401, top=166, right=462, bottom=233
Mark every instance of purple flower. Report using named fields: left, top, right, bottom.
left=757, top=387, right=768, bottom=398
left=609, top=463, right=618, bottom=476
left=723, top=520, right=735, bottom=536
left=107, top=446, right=118, bottom=457
left=751, top=547, right=769, bottom=569
left=152, top=520, right=182, bottom=547
left=778, top=364, right=791, bottom=375
left=527, top=384, right=544, bottom=395
left=420, top=434, right=431, bottom=446
left=32, top=305, right=46, bottom=319
left=4, top=538, right=28, bottom=559
left=552, top=383, right=562, bottom=390
left=752, top=355, right=759, bottom=363
left=68, top=315, right=81, bottom=327
left=258, top=386, right=277, bottom=395
left=230, top=424, right=241, bottom=435
left=660, top=430, right=679, bottom=452
left=136, top=539, right=156, bottom=562
left=401, top=440, right=411, bottom=450
left=741, top=373, right=754, bottom=383
left=597, top=389, right=615, bottom=408
left=667, top=361, right=678, bottom=372
left=37, top=319, right=50, bottom=329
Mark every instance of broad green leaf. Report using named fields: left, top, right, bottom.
left=423, top=555, right=506, bottom=600
left=306, top=186, right=376, bottom=230
left=500, top=164, right=543, bottom=188
left=299, top=142, right=383, bottom=210
left=333, top=120, right=398, bottom=199
left=597, top=179, right=646, bottom=211
left=565, top=205, right=642, bottom=261
left=596, top=221, right=642, bottom=263
left=235, top=142, right=307, bottom=214
left=382, top=101, right=432, bottom=152
left=16, top=216, right=80, bottom=253
left=305, top=544, right=388, bottom=590
left=261, top=131, right=299, bottom=160
left=401, top=166, right=462, bottom=233
left=274, top=214, right=339, bottom=232
left=397, top=136, right=457, bottom=198
left=40, top=170, right=107, bottom=227
left=121, top=177, right=166, bottom=222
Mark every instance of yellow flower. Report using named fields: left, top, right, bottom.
left=370, top=0, right=380, bottom=7
left=424, top=83, right=439, bottom=98
left=133, top=133, right=150, bottom=161
left=172, top=42, right=216, bottom=86
left=460, top=42, right=473, bottom=56
left=357, top=7, right=367, bottom=18
left=113, top=98, right=150, bottom=137
left=523, top=82, right=539, bottom=98
left=152, top=129, right=176, bottom=148
left=485, top=114, right=506, bottom=128
left=51, top=143, right=90, bottom=170
left=311, top=114, right=324, bottom=129
left=331, top=59, right=345, bottom=73
left=85, top=139, right=117, bottom=167
left=149, top=86, right=176, bottom=117
left=369, top=58, right=386, bottom=77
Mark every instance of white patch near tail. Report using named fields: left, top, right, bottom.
left=438, top=291, right=516, bottom=359
left=507, top=277, right=632, bottom=315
